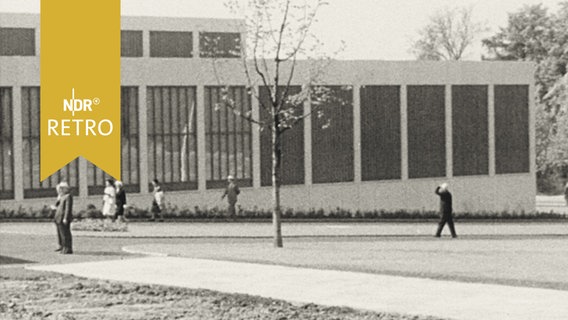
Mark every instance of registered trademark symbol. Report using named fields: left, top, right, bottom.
left=93, top=98, right=100, bottom=105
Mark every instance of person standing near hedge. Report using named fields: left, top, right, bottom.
left=102, top=179, right=116, bottom=219
left=150, top=179, right=165, bottom=222
left=52, top=182, right=74, bottom=254
left=114, top=180, right=127, bottom=222
left=434, top=182, right=457, bottom=238
left=221, top=175, right=240, bottom=219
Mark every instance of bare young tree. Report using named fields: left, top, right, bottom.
left=207, top=0, right=340, bottom=247
left=410, top=6, right=486, bottom=60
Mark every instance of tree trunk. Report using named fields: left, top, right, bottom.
left=272, top=120, right=283, bottom=248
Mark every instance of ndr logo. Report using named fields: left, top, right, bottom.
left=63, top=88, right=100, bottom=116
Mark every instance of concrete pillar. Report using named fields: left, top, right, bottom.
left=445, top=85, right=453, bottom=178
left=12, top=86, right=24, bottom=200
left=251, top=92, right=261, bottom=188
left=196, top=85, right=207, bottom=191
left=78, top=157, right=88, bottom=197
left=488, top=85, right=495, bottom=177
left=353, top=85, right=361, bottom=183
left=400, top=85, right=408, bottom=180
left=193, top=30, right=200, bottom=59
left=138, top=85, right=149, bottom=193
left=304, top=96, right=312, bottom=186
left=143, top=30, right=150, bottom=58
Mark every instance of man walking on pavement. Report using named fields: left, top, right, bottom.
left=434, top=182, right=457, bottom=238
left=222, top=175, right=240, bottom=219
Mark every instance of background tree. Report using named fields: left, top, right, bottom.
left=211, top=0, right=341, bottom=247
left=483, top=2, right=568, bottom=193
left=410, top=6, right=487, bottom=60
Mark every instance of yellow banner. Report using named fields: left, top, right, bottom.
left=40, top=0, right=121, bottom=181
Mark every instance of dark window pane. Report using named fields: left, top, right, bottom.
left=312, top=86, right=354, bottom=183
left=0, top=28, right=35, bottom=56
left=0, top=88, right=14, bottom=199
left=259, top=86, right=304, bottom=186
left=407, top=85, right=446, bottom=179
left=121, top=30, right=143, bottom=57
left=495, top=85, right=530, bottom=174
left=146, top=86, right=197, bottom=191
left=360, top=86, right=401, bottom=181
left=150, top=31, right=192, bottom=58
left=205, top=86, right=252, bottom=189
left=200, top=32, right=241, bottom=58
left=21, top=87, right=79, bottom=198
left=89, top=87, right=141, bottom=194
left=452, top=85, right=488, bottom=176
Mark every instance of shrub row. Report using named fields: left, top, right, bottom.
left=0, top=204, right=566, bottom=221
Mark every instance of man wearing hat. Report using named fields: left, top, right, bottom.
left=221, top=175, right=240, bottom=219
left=434, top=182, right=457, bottom=238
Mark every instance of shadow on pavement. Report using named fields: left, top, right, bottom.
left=0, top=255, right=35, bottom=265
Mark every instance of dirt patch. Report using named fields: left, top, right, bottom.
left=0, top=268, right=447, bottom=320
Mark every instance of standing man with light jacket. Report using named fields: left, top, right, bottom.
left=53, top=181, right=74, bottom=254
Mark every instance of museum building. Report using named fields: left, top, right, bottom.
left=0, top=13, right=536, bottom=213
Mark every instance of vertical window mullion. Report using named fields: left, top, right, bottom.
left=169, top=87, right=175, bottom=183
left=216, top=88, right=222, bottom=181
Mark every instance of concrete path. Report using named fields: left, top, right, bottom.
left=2, top=221, right=567, bottom=238
left=28, top=256, right=568, bottom=320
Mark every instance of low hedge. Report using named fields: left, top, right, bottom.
left=0, top=204, right=566, bottom=221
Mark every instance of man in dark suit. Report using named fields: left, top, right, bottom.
left=434, top=183, right=457, bottom=238
left=53, top=182, right=74, bottom=254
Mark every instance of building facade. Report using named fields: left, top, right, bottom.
left=0, top=13, right=536, bottom=213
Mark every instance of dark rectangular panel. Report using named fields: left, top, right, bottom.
left=121, top=30, right=143, bottom=57
left=205, top=86, right=252, bottom=189
left=495, top=85, right=530, bottom=174
left=407, top=85, right=446, bottom=178
left=259, top=86, right=304, bottom=186
left=21, top=87, right=79, bottom=198
left=88, top=87, right=141, bottom=194
left=199, top=32, right=241, bottom=58
left=312, top=86, right=353, bottom=183
left=452, top=85, right=488, bottom=176
left=145, top=86, right=198, bottom=191
left=0, top=28, right=35, bottom=56
left=0, top=88, right=14, bottom=199
left=149, top=31, right=192, bottom=58
left=360, top=86, right=401, bottom=181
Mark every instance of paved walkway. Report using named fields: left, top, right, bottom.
left=28, top=256, right=568, bottom=320
left=2, top=221, right=567, bottom=238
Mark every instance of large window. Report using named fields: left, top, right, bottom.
left=312, top=86, right=354, bottom=184
left=0, top=88, right=14, bottom=199
left=495, top=85, right=530, bottom=174
left=259, top=86, right=304, bottom=186
left=407, top=85, right=446, bottom=179
left=199, top=32, right=241, bottom=58
left=205, top=86, right=252, bottom=188
left=21, top=87, right=78, bottom=198
left=452, top=85, right=488, bottom=176
left=88, top=87, right=140, bottom=193
left=121, top=30, right=143, bottom=57
left=360, top=85, right=401, bottom=181
left=0, top=28, right=35, bottom=56
left=147, top=86, right=198, bottom=190
left=150, top=31, right=192, bottom=58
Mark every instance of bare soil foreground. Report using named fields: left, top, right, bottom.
left=0, top=232, right=448, bottom=320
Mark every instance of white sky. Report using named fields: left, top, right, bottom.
left=1, top=0, right=563, bottom=60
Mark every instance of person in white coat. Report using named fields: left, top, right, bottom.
left=102, top=179, right=116, bottom=218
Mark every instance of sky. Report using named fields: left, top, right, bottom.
left=1, top=0, right=563, bottom=60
